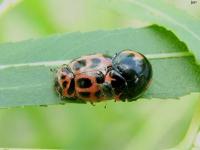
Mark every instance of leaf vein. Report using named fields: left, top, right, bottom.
left=0, top=52, right=192, bottom=70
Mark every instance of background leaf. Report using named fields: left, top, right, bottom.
left=110, top=0, right=200, bottom=64
left=0, top=25, right=199, bottom=107
left=0, top=94, right=198, bottom=149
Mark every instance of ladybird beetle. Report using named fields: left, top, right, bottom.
left=54, top=50, right=152, bottom=104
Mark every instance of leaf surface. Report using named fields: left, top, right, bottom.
left=0, top=25, right=199, bottom=107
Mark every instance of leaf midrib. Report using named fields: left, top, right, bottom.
left=0, top=51, right=193, bottom=70
left=0, top=84, right=44, bottom=91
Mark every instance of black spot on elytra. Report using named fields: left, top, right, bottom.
left=73, top=60, right=86, bottom=71
left=90, top=58, right=101, bottom=68
left=62, top=81, right=68, bottom=88
left=79, top=92, right=90, bottom=98
left=77, top=78, right=92, bottom=88
left=95, top=90, right=101, bottom=99
left=67, top=78, right=75, bottom=95
left=91, top=58, right=101, bottom=64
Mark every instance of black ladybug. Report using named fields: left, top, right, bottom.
left=103, top=50, right=152, bottom=101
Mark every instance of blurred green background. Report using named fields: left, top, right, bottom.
left=0, top=0, right=199, bottom=149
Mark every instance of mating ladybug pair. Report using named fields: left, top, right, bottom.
left=54, top=50, right=152, bottom=104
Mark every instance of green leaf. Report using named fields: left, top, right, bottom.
left=110, top=0, right=200, bottom=64
left=0, top=0, right=23, bottom=18
left=18, top=0, right=59, bottom=34
left=0, top=25, right=199, bottom=107
left=125, top=93, right=200, bottom=150
left=166, top=95, right=200, bottom=150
